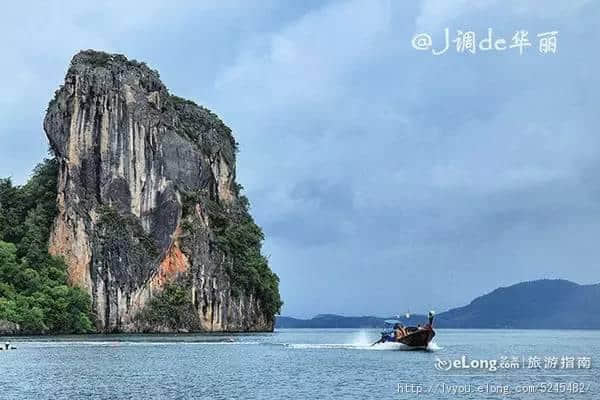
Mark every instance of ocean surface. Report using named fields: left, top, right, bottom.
left=1, top=329, right=599, bottom=399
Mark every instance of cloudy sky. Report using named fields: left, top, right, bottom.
left=1, top=0, right=599, bottom=317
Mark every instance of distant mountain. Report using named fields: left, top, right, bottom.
left=436, top=279, right=600, bottom=329
left=276, top=280, right=600, bottom=329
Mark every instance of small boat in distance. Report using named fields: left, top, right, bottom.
left=372, top=311, right=436, bottom=348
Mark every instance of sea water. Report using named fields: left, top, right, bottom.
left=1, top=329, right=598, bottom=399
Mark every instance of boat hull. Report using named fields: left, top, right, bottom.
left=397, top=329, right=435, bottom=347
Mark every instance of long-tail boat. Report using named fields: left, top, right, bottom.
left=373, top=311, right=436, bottom=348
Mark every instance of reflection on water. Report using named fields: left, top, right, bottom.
left=1, top=329, right=599, bottom=399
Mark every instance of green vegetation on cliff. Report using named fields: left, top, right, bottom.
left=0, top=159, right=93, bottom=333
left=136, top=283, right=201, bottom=331
left=167, top=94, right=239, bottom=165
left=183, top=188, right=283, bottom=319
left=96, top=205, right=160, bottom=260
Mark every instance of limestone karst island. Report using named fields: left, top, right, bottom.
left=0, top=50, right=282, bottom=334
left=2, top=4, right=600, bottom=400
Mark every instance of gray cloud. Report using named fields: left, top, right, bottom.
left=1, top=0, right=599, bottom=317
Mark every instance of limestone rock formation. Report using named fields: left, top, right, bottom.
left=44, top=50, right=280, bottom=332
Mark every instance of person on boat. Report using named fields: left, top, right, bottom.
left=394, top=324, right=406, bottom=340
left=400, top=325, right=407, bottom=338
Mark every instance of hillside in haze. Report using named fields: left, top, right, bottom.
left=276, top=280, right=600, bottom=329
left=436, top=279, right=600, bottom=329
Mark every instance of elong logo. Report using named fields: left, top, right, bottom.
left=435, top=356, right=501, bottom=372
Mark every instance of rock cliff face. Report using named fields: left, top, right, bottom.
left=44, top=50, right=279, bottom=332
